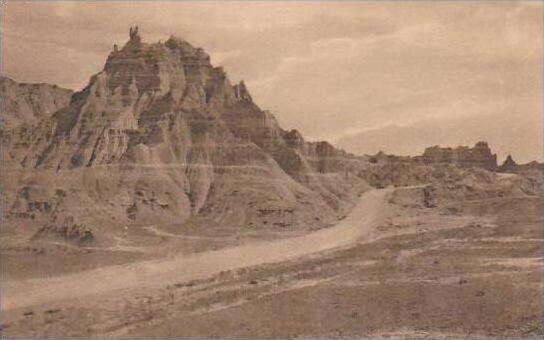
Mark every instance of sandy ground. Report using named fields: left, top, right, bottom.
left=1, top=188, right=542, bottom=338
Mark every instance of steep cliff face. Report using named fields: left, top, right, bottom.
left=3, top=28, right=369, bottom=237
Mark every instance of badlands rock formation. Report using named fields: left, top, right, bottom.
left=2, top=28, right=370, bottom=239
left=1, top=77, right=73, bottom=165
left=415, top=141, right=498, bottom=171
left=2, top=28, right=541, bottom=246
left=498, top=154, right=544, bottom=174
left=360, top=147, right=541, bottom=207
left=0, top=76, right=73, bottom=129
left=499, top=154, right=518, bottom=172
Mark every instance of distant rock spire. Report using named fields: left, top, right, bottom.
left=129, top=26, right=141, bottom=43
left=499, top=154, right=518, bottom=172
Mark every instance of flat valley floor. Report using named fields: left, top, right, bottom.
left=1, top=186, right=542, bottom=338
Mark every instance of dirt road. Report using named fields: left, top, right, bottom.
left=2, top=188, right=392, bottom=311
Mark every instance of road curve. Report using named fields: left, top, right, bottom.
left=2, top=188, right=392, bottom=311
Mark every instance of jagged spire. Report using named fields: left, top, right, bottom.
left=234, top=81, right=252, bottom=102
left=129, top=26, right=141, bottom=43
left=501, top=154, right=517, bottom=167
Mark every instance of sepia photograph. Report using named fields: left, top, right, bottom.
left=0, top=0, right=542, bottom=338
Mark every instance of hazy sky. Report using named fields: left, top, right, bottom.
left=2, top=1, right=542, bottom=162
